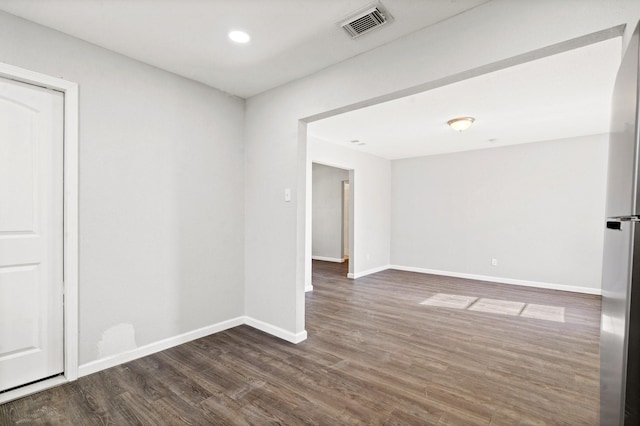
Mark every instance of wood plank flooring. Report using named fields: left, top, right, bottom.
left=1, top=261, right=601, bottom=425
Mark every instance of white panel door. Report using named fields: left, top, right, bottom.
left=0, top=77, right=64, bottom=391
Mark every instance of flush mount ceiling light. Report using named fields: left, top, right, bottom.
left=447, top=117, right=475, bottom=132
left=228, top=30, right=251, bottom=44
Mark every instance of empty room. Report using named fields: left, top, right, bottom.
left=1, top=1, right=640, bottom=424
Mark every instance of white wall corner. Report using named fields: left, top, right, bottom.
left=305, top=284, right=314, bottom=292
left=77, top=314, right=310, bottom=378
left=347, top=265, right=390, bottom=279
left=389, top=265, right=602, bottom=295
left=243, top=316, right=308, bottom=344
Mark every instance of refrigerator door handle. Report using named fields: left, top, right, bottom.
left=606, top=216, right=640, bottom=231
left=607, top=220, right=623, bottom=230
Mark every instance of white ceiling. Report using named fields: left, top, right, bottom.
left=0, top=1, right=621, bottom=159
left=308, top=38, right=622, bottom=159
left=0, top=0, right=488, bottom=98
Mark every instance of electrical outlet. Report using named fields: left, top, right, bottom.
left=491, top=258, right=498, bottom=266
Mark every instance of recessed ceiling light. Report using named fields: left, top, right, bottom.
left=229, top=30, right=251, bottom=44
left=447, top=117, right=475, bottom=132
left=350, top=140, right=360, bottom=144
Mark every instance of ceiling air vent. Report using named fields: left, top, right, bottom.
left=340, top=2, right=393, bottom=39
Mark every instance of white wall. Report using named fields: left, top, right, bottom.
left=2, top=1, right=635, bottom=369
left=245, top=1, right=640, bottom=338
left=306, top=136, right=391, bottom=287
left=312, top=163, right=349, bottom=262
left=0, top=11, right=245, bottom=365
left=391, top=135, right=608, bottom=292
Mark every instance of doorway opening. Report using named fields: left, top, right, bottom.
left=298, top=28, right=623, bottom=341
left=307, top=162, right=354, bottom=288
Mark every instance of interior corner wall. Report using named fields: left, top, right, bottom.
left=244, top=0, right=640, bottom=338
left=390, top=135, right=609, bottom=291
left=312, top=163, right=349, bottom=262
left=0, top=11, right=246, bottom=365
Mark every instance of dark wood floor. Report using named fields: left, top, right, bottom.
left=1, top=261, right=601, bottom=425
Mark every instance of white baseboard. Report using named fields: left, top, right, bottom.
left=312, top=256, right=345, bottom=263
left=78, top=316, right=244, bottom=377
left=243, top=316, right=308, bottom=343
left=347, top=264, right=391, bottom=279
left=73, top=263, right=596, bottom=381
left=305, top=284, right=314, bottom=292
left=389, top=265, right=602, bottom=295
left=78, top=315, right=308, bottom=378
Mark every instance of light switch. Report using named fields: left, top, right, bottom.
left=284, top=188, right=291, bottom=202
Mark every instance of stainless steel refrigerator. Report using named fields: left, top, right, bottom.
left=601, top=23, right=640, bottom=425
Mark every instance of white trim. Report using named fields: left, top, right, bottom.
left=0, top=376, right=68, bottom=405
left=78, top=316, right=308, bottom=377
left=312, top=256, right=345, bottom=263
left=62, top=83, right=79, bottom=382
left=389, top=265, right=602, bottom=295
left=0, top=63, right=79, bottom=394
left=79, top=317, right=245, bottom=377
left=305, top=284, right=314, bottom=292
left=0, top=62, right=77, bottom=92
left=243, top=316, right=308, bottom=343
left=347, top=264, right=391, bottom=279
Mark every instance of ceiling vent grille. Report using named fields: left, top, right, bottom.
left=340, top=2, right=392, bottom=39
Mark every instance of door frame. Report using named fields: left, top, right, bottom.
left=305, top=159, right=355, bottom=292
left=0, top=62, right=79, bottom=402
left=342, top=180, right=349, bottom=260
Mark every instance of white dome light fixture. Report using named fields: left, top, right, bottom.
left=447, top=117, right=475, bottom=132
left=228, top=30, right=251, bottom=44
